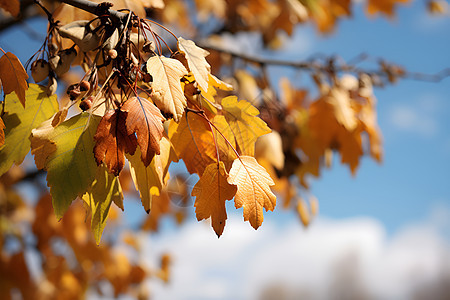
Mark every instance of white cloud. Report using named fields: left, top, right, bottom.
left=387, top=95, right=444, bottom=137
left=143, top=206, right=450, bottom=300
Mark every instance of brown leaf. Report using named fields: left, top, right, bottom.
left=0, top=52, right=28, bottom=107
left=0, top=0, right=20, bottom=17
left=94, top=110, right=137, bottom=176
left=121, top=97, right=165, bottom=166
left=227, top=156, right=276, bottom=229
left=192, top=162, right=237, bottom=236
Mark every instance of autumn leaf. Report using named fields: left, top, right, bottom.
left=31, top=113, right=101, bottom=218
left=146, top=55, right=188, bottom=122
left=121, top=96, right=165, bottom=166
left=221, top=96, right=271, bottom=156
left=0, top=52, right=28, bottom=107
left=227, top=156, right=276, bottom=229
left=0, top=84, right=58, bottom=176
left=127, top=137, right=177, bottom=212
left=168, top=112, right=216, bottom=175
left=94, top=109, right=137, bottom=176
left=192, top=162, right=237, bottom=237
left=177, top=37, right=211, bottom=92
left=367, top=0, right=409, bottom=16
left=255, top=131, right=285, bottom=170
left=0, top=117, right=5, bottom=148
left=82, top=165, right=123, bottom=244
left=0, top=0, right=20, bottom=17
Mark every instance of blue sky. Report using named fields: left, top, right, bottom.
left=1, top=1, right=450, bottom=298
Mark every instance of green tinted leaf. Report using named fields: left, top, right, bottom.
left=41, top=113, right=101, bottom=218
left=82, top=165, right=123, bottom=244
left=0, top=84, right=58, bottom=176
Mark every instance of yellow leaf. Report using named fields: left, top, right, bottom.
left=326, top=87, right=357, bottom=131
left=177, top=37, right=211, bottom=92
left=0, top=0, right=20, bottom=17
left=127, top=137, right=177, bottom=212
left=255, top=131, right=285, bottom=170
left=221, top=96, right=271, bottom=156
left=296, top=198, right=310, bottom=227
left=0, top=52, right=28, bottom=107
left=227, top=156, right=276, bottom=229
left=0, top=117, right=4, bottom=148
left=192, top=162, right=237, bottom=237
left=0, top=84, right=58, bottom=176
left=82, top=165, right=123, bottom=244
left=146, top=55, right=188, bottom=122
left=168, top=112, right=217, bottom=175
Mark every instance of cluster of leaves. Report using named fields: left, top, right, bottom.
left=0, top=0, right=282, bottom=241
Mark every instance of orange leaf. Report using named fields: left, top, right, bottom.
left=0, top=52, right=28, bottom=107
left=227, top=156, right=276, bottom=229
left=121, top=97, right=165, bottom=166
left=0, top=0, right=20, bottom=17
left=0, top=117, right=4, bottom=148
left=192, top=162, right=237, bottom=237
left=94, top=110, right=137, bottom=176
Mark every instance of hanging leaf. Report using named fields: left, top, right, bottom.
left=192, top=162, right=237, bottom=237
left=177, top=37, right=211, bottom=92
left=94, top=109, right=137, bottom=176
left=0, top=84, right=58, bottom=176
left=127, top=137, right=177, bottom=212
left=82, top=165, right=123, bottom=244
left=0, top=52, right=28, bottom=107
left=146, top=55, right=188, bottom=122
left=31, top=113, right=101, bottom=218
left=168, top=112, right=216, bottom=175
left=221, top=96, right=271, bottom=156
left=121, top=96, right=165, bottom=166
left=227, top=156, right=276, bottom=229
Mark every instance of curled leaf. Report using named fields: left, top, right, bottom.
left=0, top=52, right=28, bottom=107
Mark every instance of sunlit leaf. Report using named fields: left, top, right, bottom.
left=227, top=156, right=276, bottom=229
left=82, top=165, right=123, bottom=244
left=0, top=84, right=58, bottom=176
left=0, top=52, right=28, bottom=107
left=192, top=162, right=237, bottom=236
left=146, top=55, right=188, bottom=122
left=31, top=113, right=101, bottom=218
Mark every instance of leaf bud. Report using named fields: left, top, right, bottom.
left=31, top=59, right=50, bottom=83
left=79, top=97, right=93, bottom=111
left=108, top=49, right=118, bottom=59
left=79, top=80, right=91, bottom=92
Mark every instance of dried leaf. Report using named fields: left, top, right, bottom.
left=221, top=96, right=271, bottom=156
left=255, top=131, right=285, bottom=170
left=0, top=52, right=28, bottom=107
left=146, top=56, right=188, bottom=122
left=227, top=156, right=276, bottom=229
left=177, top=37, right=211, bottom=91
left=192, top=162, right=237, bottom=236
left=121, top=96, right=165, bottom=166
left=94, top=109, right=137, bottom=176
left=0, top=84, right=58, bottom=176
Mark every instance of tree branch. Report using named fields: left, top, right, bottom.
left=59, top=0, right=129, bottom=23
